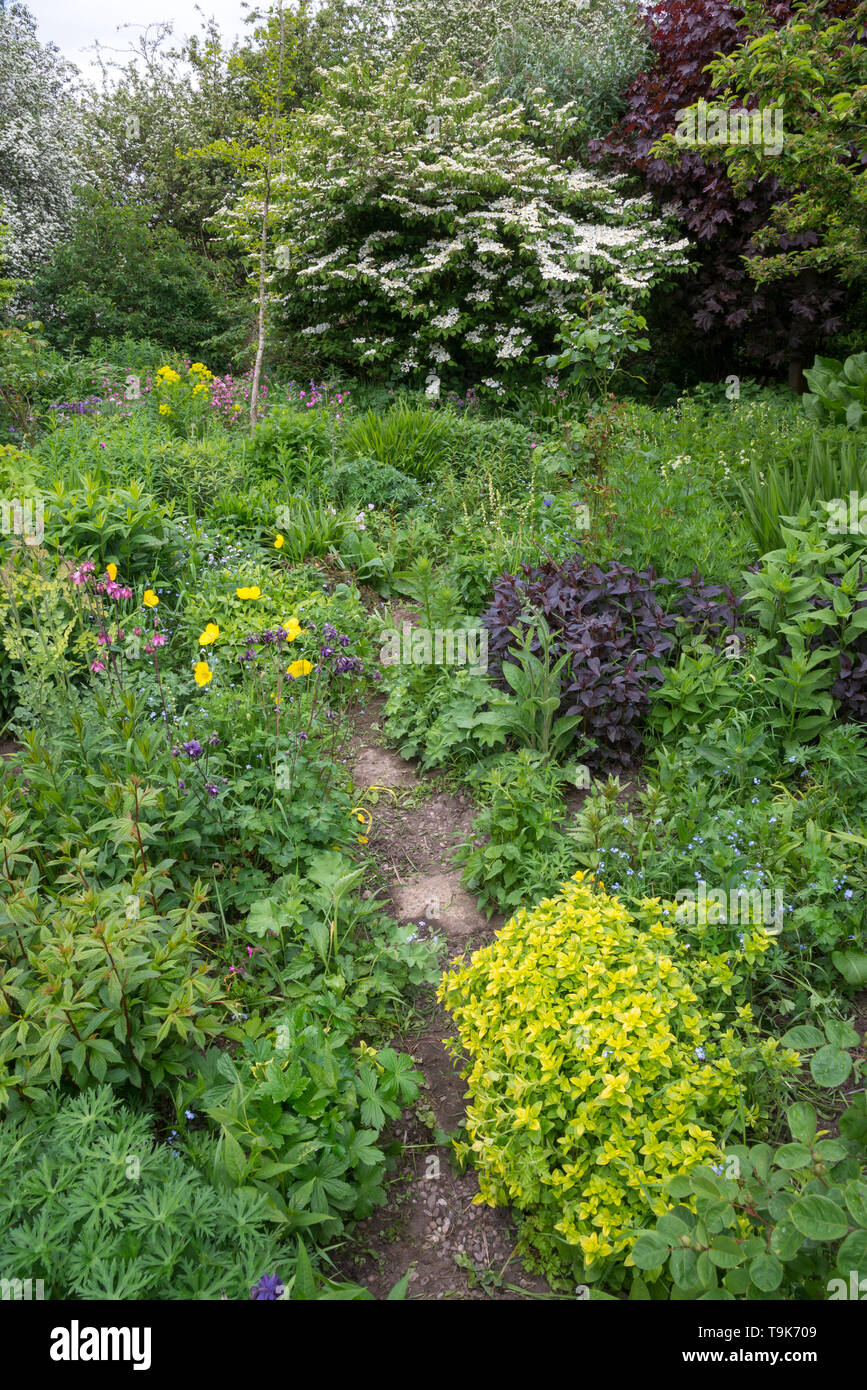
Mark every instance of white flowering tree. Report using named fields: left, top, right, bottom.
left=260, top=59, right=689, bottom=390
left=0, top=3, right=83, bottom=282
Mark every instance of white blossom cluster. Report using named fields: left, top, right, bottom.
left=248, top=57, right=688, bottom=386
left=0, top=4, right=84, bottom=279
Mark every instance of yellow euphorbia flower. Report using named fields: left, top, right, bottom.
left=194, top=661, right=212, bottom=686
left=236, top=586, right=261, bottom=600
left=159, top=404, right=171, bottom=416
left=156, top=366, right=181, bottom=383
left=143, top=590, right=159, bottom=608
left=287, top=659, right=313, bottom=678
left=105, top=563, right=117, bottom=581
left=198, top=622, right=219, bottom=646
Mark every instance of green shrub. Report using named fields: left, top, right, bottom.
left=631, top=1019, right=867, bottom=1300
left=29, top=191, right=233, bottom=358
left=325, top=456, right=422, bottom=512
left=0, top=1084, right=292, bottom=1300
left=803, top=351, right=867, bottom=429
left=248, top=406, right=336, bottom=477
left=0, top=842, right=226, bottom=1105
left=456, top=750, right=569, bottom=915
left=341, top=402, right=454, bottom=480
left=43, top=475, right=182, bottom=583
left=190, top=1009, right=422, bottom=1234
left=438, top=872, right=799, bottom=1288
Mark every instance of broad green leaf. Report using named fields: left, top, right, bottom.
left=786, top=1102, right=816, bottom=1145
left=810, top=1045, right=852, bottom=1088
left=790, top=1194, right=849, bottom=1242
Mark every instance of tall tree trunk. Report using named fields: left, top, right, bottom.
left=250, top=169, right=271, bottom=428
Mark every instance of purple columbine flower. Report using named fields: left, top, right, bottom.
left=320, top=645, right=334, bottom=660
left=206, top=783, right=219, bottom=798
left=338, top=634, right=351, bottom=647
left=208, top=732, right=220, bottom=747
left=250, top=1273, right=283, bottom=1301
left=183, top=740, right=204, bottom=759
left=322, top=622, right=338, bottom=640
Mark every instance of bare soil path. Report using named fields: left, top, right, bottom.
left=341, top=697, right=555, bottom=1300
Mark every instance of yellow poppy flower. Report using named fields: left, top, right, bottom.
left=287, top=659, right=313, bottom=679
left=105, top=563, right=117, bottom=581
left=282, top=616, right=303, bottom=642
left=194, top=661, right=213, bottom=687
left=236, top=586, right=261, bottom=601
left=357, top=835, right=369, bottom=845
left=198, top=622, right=220, bottom=646
left=274, top=534, right=284, bottom=549
left=143, top=590, right=159, bottom=608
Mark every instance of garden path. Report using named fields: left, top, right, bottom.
left=339, top=697, right=554, bottom=1300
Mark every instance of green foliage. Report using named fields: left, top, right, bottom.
left=683, top=0, right=867, bottom=285
left=0, top=547, right=78, bottom=731
left=803, top=352, right=867, bottom=430
left=30, top=191, right=234, bottom=358
left=381, top=661, right=514, bottom=769
left=0, top=1084, right=292, bottom=1300
left=540, top=292, right=651, bottom=400
left=567, top=731, right=867, bottom=1000
left=498, top=613, right=586, bottom=760
left=0, top=321, right=59, bottom=435
left=43, top=475, right=182, bottom=582
left=741, top=517, right=867, bottom=742
left=0, top=839, right=226, bottom=1106
left=456, top=750, right=569, bottom=915
left=631, top=1047, right=867, bottom=1300
left=248, top=404, right=338, bottom=477
left=325, top=457, right=422, bottom=512
left=189, top=1009, right=422, bottom=1233
left=341, top=403, right=456, bottom=480
left=734, top=434, right=867, bottom=557
left=439, top=872, right=799, bottom=1286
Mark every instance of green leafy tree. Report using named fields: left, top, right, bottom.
left=189, top=3, right=299, bottom=420
left=28, top=190, right=233, bottom=356
left=80, top=18, right=258, bottom=249
left=653, top=0, right=867, bottom=285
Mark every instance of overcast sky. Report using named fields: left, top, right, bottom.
left=27, top=0, right=253, bottom=79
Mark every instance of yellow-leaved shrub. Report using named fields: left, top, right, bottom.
left=438, top=872, right=799, bottom=1285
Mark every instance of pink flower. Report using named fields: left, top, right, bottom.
left=96, top=631, right=110, bottom=646
left=151, top=633, right=167, bottom=648
left=90, top=660, right=105, bottom=672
